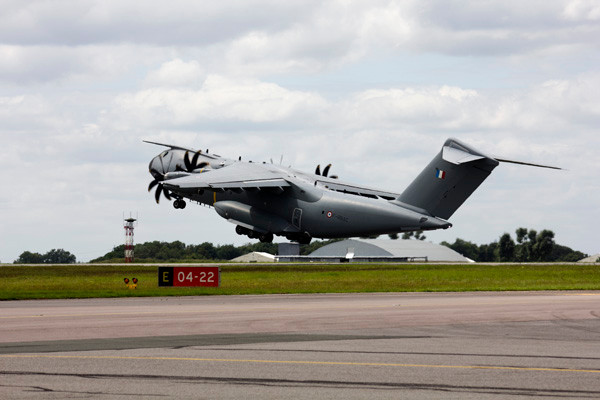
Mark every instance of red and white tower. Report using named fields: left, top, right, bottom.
left=124, top=216, right=137, bottom=262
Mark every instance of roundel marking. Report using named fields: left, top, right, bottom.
left=326, top=211, right=333, bottom=218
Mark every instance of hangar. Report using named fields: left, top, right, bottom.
left=578, top=253, right=600, bottom=263
left=230, top=252, right=276, bottom=263
left=276, top=239, right=471, bottom=263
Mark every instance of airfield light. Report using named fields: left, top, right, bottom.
left=123, top=277, right=137, bottom=290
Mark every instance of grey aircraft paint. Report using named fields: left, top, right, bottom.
left=146, top=138, right=558, bottom=244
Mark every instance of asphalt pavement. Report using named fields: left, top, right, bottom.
left=1, top=292, right=599, bottom=399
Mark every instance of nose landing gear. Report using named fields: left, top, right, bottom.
left=173, top=199, right=187, bottom=209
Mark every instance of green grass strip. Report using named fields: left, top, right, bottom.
left=1, top=263, right=599, bottom=300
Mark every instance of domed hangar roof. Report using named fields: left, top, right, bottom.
left=309, top=239, right=470, bottom=262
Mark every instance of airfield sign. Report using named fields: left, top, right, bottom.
left=158, top=266, right=220, bottom=287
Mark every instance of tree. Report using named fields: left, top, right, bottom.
left=478, top=242, right=498, bottom=262
left=550, top=244, right=587, bottom=262
left=14, top=249, right=76, bottom=264
left=402, top=230, right=426, bottom=240
left=441, top=238, right=480, bottom=261
left=43, top=249, right=76, bottom=264
left=14, top=251, right=44, bottom=264
left=513, top=228, right=555, bottom=262
left=533, top=230, right=555, bottom=261
left=388, top=233, right=399, bottom=240
left=215, top=245, right=242, bottom=260
left=498, top=233, right=515, bottom=262
left=515, top=227, right=528, bottom=244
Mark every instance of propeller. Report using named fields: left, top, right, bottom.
left=315, top=163, right=337, bottom=178
left=148, top=168, right=172, bottom=204
left=182, top=150, right=209, bottom=172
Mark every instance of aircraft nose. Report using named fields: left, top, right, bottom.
left=149, top=156, right=165, bottom=178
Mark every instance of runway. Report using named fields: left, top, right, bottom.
left=1, top=292, right=600, bottom=399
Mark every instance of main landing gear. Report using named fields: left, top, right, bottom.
left=284, top=232, right=312, bottom=245
left=173, top=199, right=187, bottom=209
left=235, top=225, right=273, bottom=243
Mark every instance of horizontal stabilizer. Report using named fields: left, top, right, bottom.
left=494, top=158, right=562, bottom=170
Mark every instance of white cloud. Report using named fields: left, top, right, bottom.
left=1, top=1, right=599, bottom=262
left=563, top=0, right=600, bottom=21
left=114, top=74, right=329, bottom=127
left=143, top=59, right=204, bottom=88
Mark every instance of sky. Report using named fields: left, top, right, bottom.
left=1, top=0, right=599, bottom=262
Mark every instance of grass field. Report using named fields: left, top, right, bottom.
left=0, top=263, right=599, bottom=300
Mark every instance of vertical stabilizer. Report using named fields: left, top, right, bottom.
left=397, top=138, right=499, bottom=220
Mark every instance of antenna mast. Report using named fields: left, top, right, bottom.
left=123, top=213, right=138, bottom=263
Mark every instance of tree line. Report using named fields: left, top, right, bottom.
left=89, top=239, right=338, bottom=263
left=441, top=228, right=586, bottom=262
left=14, top=249, right=77, bottom=264
left=13, top=227, right=586, bottom=263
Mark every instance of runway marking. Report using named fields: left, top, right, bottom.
left=0, top=305, right=393, bottom=320
left=2, top=354, right=599, bottom=374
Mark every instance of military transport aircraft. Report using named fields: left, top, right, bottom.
left=146, top=138, right=559, bottom=244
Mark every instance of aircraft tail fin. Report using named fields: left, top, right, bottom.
left=396, top=138, right=499, bottom=220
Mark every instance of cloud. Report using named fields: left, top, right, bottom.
left=0, top=0, right=317, bottom=46
left=114, top=73, right=329, bottom=128
left=3, top=1, right=599, bottom=85
left=1, top=1, right=599, bottom=263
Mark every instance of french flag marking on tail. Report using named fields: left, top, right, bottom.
left=435, top=168, right=446, bottom=179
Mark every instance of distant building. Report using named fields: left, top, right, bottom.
left=230, top=252, right=276, bottom=263
left=578, top=254, right=600, bottom=263
left=295, top=239, right=471, bottom=263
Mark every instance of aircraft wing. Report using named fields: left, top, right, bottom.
left=162, top=162, right=291, bottom=191
left=315, top=179, right=399, bottom=200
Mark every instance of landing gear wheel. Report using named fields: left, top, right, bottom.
left=173, top=199, right=186, bottom=209
left=259, top=233, right=274, bottom=243
left=298, top=232, right=312, bottom=245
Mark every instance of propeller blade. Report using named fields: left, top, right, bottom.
left=197, top=161, right=209, bottom=169
left=148, top=180, right=159, bottom=192
left=315, top=165, right=321, bottom=175
left=323, top=164, right=332, bottom=177
left=184, top=151, right=192, bottom=171
left=175, top=165, right=185, bottom=172
left=150, top=168, right=164, bottom=180
left=191, top=151, right=201, bottom=168
left=155, top=185, right=163, bottom=204
left=330, top=175, right=338, bottom=179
